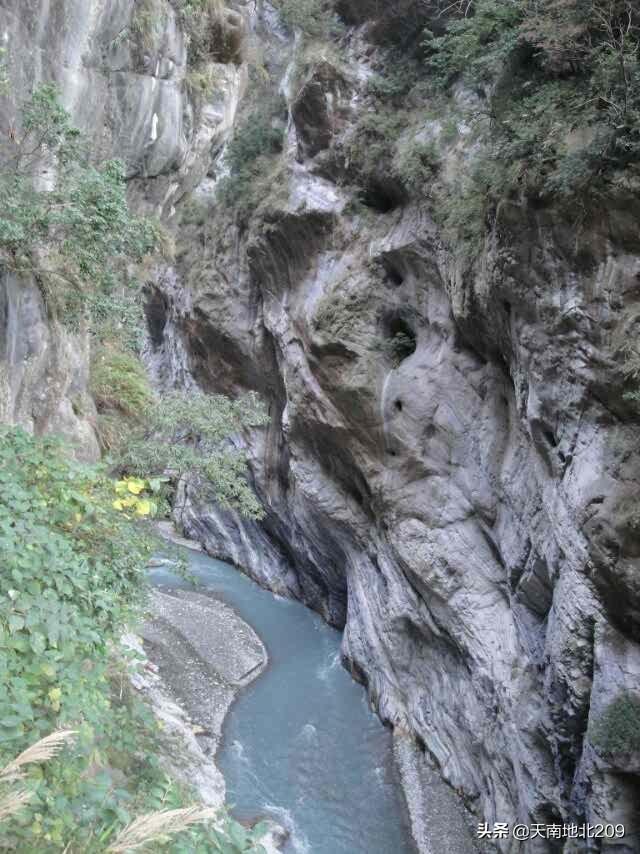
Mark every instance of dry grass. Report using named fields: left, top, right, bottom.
left=0, top=730, right=77, bottom=784
left=0, top=790, right=33, bottom=822
left=0, top=731, right=77, bottom=826
left=107, top=806, right=217, bottom=852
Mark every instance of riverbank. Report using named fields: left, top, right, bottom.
left=126, top=524, right=286, bottom=852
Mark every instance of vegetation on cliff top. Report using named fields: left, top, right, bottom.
left=423, top=0, right=640, bottom=203
left=332, top=0, right=637, bottom=262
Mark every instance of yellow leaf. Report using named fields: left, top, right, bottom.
left=114, top=480, right=129, bottom=495
left=48, top=687, right=62, bottom=702
left=135, top=499, right=152, bottom=517
left=74, top=512, right=82, bottom=522
left=127, top=478, right=146, bottom=495
left=112, top=499, right=125, bottom=511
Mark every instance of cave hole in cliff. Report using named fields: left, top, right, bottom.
left=395, top=399, right=403, bottom=412
left=382, top=314, right=417, bottom=365
left=382, top=261, right=405, bottom=287
left=359, top=179, right=404, bottom=214
left=144, top=288, right=169, bottom=350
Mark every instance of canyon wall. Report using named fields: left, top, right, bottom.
left=151, top=6, right=640, bottom=850
left=1, top=2, right=639, bottom=851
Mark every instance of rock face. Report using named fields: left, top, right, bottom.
left=0, top=0, right=241, bottom=456
left=2, top=2, right=640, bottom=852
left=0, top=269, right=99, bottom=459
left=145, top=6, right=640, bottom=853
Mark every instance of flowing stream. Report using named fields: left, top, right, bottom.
left=151, top=547, right=416, bottom=854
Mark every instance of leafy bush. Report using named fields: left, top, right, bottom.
left=0, top=428, right=268, bottom=852
left=119, top=389, right=270, bottom=519
left=89, top=345, right=268, bottom=517
left=274, top=0, right=342, bottom=40
left=217, top=95, right=286, bottom=223
left=0, top=428, right=150, bottom=847
left=0, top=85, right=158, bottom=331
left=590, top=692, right=640, bottom=755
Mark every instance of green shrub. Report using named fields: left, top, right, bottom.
left=91, top=347, right=154, bottom=419
left=344, top=109, right=407, bottom=182
left=185, top=65, right=220, bottom=102
left=90, top=346, right=154, bottom=451
left=119, top=389, right=270, bottom=519
left=433, top=154, right=511, bottom=261
left=366, top=69, right=416, bottom=101
left=0, top=85, right=158, bottom=332
left=344, top=108, right=439, bottom=199
left=216, top=95, right=286, bottom=223
left=590, top=692, right=640, bottom=755
left=0, top=428, right=269, bottom=852
left=274, top=0, right=342, bottom=40
left=131, top=0, right=168, bottom=51
left=393, top=138, right=439, bottom=191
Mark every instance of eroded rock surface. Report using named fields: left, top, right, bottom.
left=0, top=0, right=242, bottom=455
left=142, top=6, right=640, bottom=852
left=2, top=1, right=639, bottom=852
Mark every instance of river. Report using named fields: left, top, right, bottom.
left=151, top=547, right=416, bottom=854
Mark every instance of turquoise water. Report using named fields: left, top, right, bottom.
left=151, top=548, right=415, bottom=854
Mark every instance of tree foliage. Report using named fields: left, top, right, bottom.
left=118, top=389, right=270, bottom=519
left=0, top=84, right=158, bottom=330
left=274, top=0, right=343, bottom=40
left=423, top=0, right=640, bottom=200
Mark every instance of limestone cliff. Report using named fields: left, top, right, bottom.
left=0, top=0, right=239, bottom=457
left=2, top=2, right=639, bottom=852
left=146, top=4, right=640, bottom=852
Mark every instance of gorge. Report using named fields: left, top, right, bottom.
left=1, top=1, right=640, bottom=852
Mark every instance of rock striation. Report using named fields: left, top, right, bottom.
left=147, top=6, right=640, bottom=852
left=2, top=2, right=640, bottom=852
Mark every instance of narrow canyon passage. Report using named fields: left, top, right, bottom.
left=151, top=547, right=479, bottom=854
